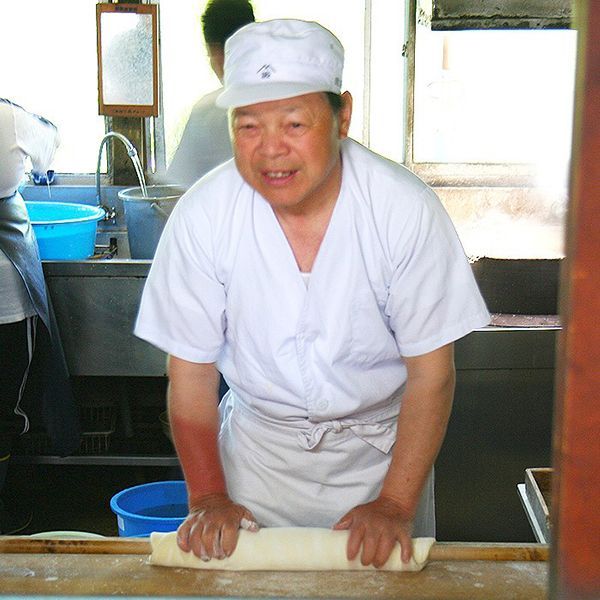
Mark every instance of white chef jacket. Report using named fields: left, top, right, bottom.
left=135, top=138, right=490, bottom=532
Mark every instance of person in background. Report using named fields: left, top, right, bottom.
left=0, top=99, right=80, bottom=534
left=163, top=0, right=255, bottom=188
left=135, top=20, right=490, bottom=567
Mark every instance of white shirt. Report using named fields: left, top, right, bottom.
left=0, top=100, right=59, bottom=198
left=135, top=138, right=490, bottom=424
left=164, top=88, right=232, bottom=189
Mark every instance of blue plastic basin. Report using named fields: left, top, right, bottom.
left=110, top=481, right=188, bottom=538
left=25, top=201, right=105, bottom=260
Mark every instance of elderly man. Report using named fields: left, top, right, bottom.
left=135, top=19, right=489, bottom=568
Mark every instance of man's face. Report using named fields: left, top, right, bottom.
left=231, top=92, right=352, bottom=215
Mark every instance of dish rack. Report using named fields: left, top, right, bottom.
left=79, top=397, right=117, bottom=454
left=16, top=397, right=117, bottom=456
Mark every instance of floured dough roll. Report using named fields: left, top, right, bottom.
left=150, top=527, right=435, bottom=571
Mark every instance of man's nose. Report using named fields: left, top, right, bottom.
left=258, top=128, right=288, bottom=158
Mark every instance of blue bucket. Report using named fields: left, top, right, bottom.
left=25, top=201, right=105, bottom=260
left=110, top=480, right=188, bottom=538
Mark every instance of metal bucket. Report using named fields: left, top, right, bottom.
left=118, top=185, right=185, bottom=259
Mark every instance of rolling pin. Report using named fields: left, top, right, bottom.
left=0, top=536, right=549, bottom=561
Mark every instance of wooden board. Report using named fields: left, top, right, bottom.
left=0, top=537, right=549, bottom=598
left=0, top=552, right=547, bottom=599
left=0, top=536, right=549, bottom=562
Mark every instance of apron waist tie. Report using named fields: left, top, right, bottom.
left=227, top=388, right=403, bottom=455
left=297, top=419, right=396, bottom=454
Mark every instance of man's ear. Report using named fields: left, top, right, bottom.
left=338, top=91, right=353, bottom=139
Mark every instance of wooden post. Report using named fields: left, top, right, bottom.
left=550, top=1, right=600, bottom=598
left=111, top=116, right=146, bottom=186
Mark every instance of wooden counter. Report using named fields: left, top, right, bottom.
left=0, top=537, right=548, bottom=599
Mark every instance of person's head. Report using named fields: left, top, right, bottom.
left=201, top=0, right=255, bottom=82
left=216, top=19, right=352, bottom=215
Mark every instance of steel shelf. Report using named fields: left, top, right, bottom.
left=12, top=454, right=180, bottom=467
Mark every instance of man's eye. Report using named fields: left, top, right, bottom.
left=236, top=123, right=257, bottom=134
left=288, top=122, right=306, bottom=135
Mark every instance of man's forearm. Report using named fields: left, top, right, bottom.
left=380, top=344, right=455, bottom=516
left=167, top=356, right=228, bottom=507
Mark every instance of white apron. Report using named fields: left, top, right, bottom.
left=218, top=388, right=435, bottom=536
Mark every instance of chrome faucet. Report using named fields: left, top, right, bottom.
left=95, top=132, right=147, bottom=220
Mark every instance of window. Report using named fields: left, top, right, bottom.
left=412, top=26, right=576, bottom=177
left=2, top=0, right=577, bottom=266
left=406, top=5, right=576, bottom=262
left=4, top=0, right=395, bottom=176
left=159, top=0, right=370, bottom=166
left=0, top=0, right=105, bottom=174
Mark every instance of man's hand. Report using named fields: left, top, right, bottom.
left=333, top=495, right=414, bottom=568
left=176, top=493, right=259, bottom=560
left=335, top=344, right=454, bottom=568
left=168, top=358, right=257, bottom=561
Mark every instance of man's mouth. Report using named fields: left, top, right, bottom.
left=262, top=170, right=297, bottom=183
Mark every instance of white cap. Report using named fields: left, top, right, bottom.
left=216, top=19, right=344, bottom=109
